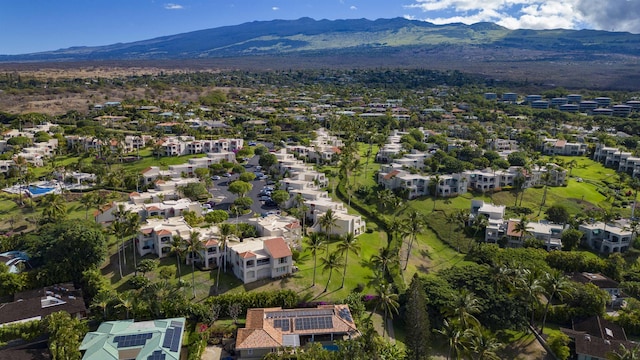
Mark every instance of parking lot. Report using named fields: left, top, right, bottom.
left=208, top=155, right=280, bottom=222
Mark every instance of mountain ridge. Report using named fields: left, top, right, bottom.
left=1, top=17, right=639, bottom=62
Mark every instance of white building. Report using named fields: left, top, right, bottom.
left=227, top=237, right=293, bottom=284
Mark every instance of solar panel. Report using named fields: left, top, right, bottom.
left=113, top=333, right=153, bottom=348
left=338, top=308, right=353, bottom=323
left=170, top=327, right=182, bottom=352
left=273, top=319, right=290, bottom=331
left=266, top=309, right=334, bottom=318
left=295, top=316, right=333, bottom=330
left=162, top=329, right=174, bottom=348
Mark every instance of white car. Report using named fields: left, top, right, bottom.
left=211, top=175, right=221, bottom=180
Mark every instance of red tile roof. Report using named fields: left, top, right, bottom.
left=156, top=229, right=172, bottom=236
left=240, top=251, right=257, bottom=259
left=141, top=167, right=154, bottom=174
left=204, top=239, right=218, bottom=247
left=264, top=237, right=292, bottom=259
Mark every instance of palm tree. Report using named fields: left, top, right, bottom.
left=170, top=235, right=185, bottom=278
left=436, top=319, right=469, bottom=360
left=125, top=212, right=141, bottom=275
left=403, top=210, right=424, bottom=270
left=115, top=291, right=135, bottom=319
left=110, top=221, right=127, bottom=278
left=466, top=327, right=503, bottom=360
left=185, top=231, right=204, bottom=298
left=80, top=192, right=98, bottom=220
left=337, top=233, right=360, bottom=289
left=567, top=159, right=578, bottom=177
left=42, top=193, right=67, bottom=223
left=321, top=252, right=344, bottom=293
left=306, top=232, right=324, bottom=287
left=13, top=155, right=27, bottom=206
left=319, top=209, right=338, bottom=257
left=513, top=216, right=532, bottom=245
left=540, top=270, right=573, bottom=334
left=371, top=245, right=397, bottom=275
left=600, top=208, right=617, bottom=235
left=518, top=268, right=544, bottom=327
left=216, top=223, right=234, bottom=294
left=92, top=291, right=114, bottom=320
left=431, top=174, right=442, bottom=211
left=374, top=282, right=399, bottom=337
left=538, top=171, right=551, bottom=216
left=445, top=288, right=481, bottom=329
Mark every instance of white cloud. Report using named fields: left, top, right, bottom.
left=350, top=5, right=357, bottom=10
left=403, top=0, right=601, bottom=31
left=272, top=6, right=279, bottom=11
left=164, top=3, right=184, bottom=10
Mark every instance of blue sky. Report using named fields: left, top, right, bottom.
left=1, top=0, right=639, bottom=55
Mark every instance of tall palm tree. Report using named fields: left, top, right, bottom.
left=403, top=210, right=424, bottom=270
left=337, top=233, right=360, bottom=289
left=601, top=209, right=617, bottom=235
left=125, top=212, right=141, bottom=275
left=216, top=223, right=234, bottom=293
left=538, top=171, right=551, bottom=216
left=321, top=252, right=344, bottom=293
left=518, top=268, right=544, bottom=326
left=445, top=288, right=481, bottom=329
left=374, top=282, right=400, bottom=337
left=170, top=235, right=185, bottom=278
left=466, top=327, right=503, bottom=360
left=436, top=319, right=469, bottom=360
left=319, top=209, right=338, bottom=257
left=185, top=231, right=204, bottom=298
left=80, top=192, right=98, bottom=220
left=110, top=221, right=127, bottom=278
left=371, top=245, right=397, bottom=275
left=540, top=270, right=573, bottom=334
left=306, top=232, right=324, bottom=287
left=431, top=174, right=442, bottom=211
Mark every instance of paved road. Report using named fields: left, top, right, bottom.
left=209, top=154, right=278, bottom=222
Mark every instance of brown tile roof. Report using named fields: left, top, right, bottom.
left=146, top=206, right=161, bottom=211
left=129, top=192, right=140, bottom=197
left=506, top=220, right=522, bottom=237
left=141, top=167, right=154, bottom=174
left=285, top=222, right=301, bottom=230
left=235, top=305, right=359, bottom=350
left=0, top=283, right=87, bottom=326
left=555, top=139, right=567, bottom=147
left=264, top=237, right=292, bottom=259
left=141, top=228, right=153, bottom=234
left=156, top=229, right=172, bottom=236
left=383, top=170, right=400, bottom=180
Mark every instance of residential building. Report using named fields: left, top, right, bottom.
left=80, top=318, right=185, bottom=360
left=579, top=221, right=633, bottom=253
left=542, top=138, right=587, bottom=156
left=571, top=272, right=623, bottom=304
left=377, top=168, right=468, bottom=199
left=235, top=305, right=359, bottom=360
left=227, top=237, right=293, bottom=284
left=0, top=284, right=87, bottom=327
left=248, top=215, right=302, bottom=247
left=505, top=219, right=565, bottom=249
left=469, top=200, right=506, bottom=243
left=561, top=316, right=635, bottom=360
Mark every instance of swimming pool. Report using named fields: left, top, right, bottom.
left=28, top=186, right=55, bottom=195
left=323, top=345, right=339, bottom=352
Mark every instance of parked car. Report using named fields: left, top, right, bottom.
left=264, top=199, right=278, bottom=207
left=248, top=141, right=257, bottom=146
left=222, top=173, right=231, bottom=177
left=211, top=175, right=221, bottom=180
left=260, top=195, right=271, bottom=202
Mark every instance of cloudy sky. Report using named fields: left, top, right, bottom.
left=1, top=0, right=639, bottom=55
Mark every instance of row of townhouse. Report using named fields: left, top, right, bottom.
left=541, top=138, right=588, bottom=156
left=374, top=129, right=430, bottom=164
left=593, top=144, right=640, bottom=178
left=277, top=140, right=367, bottom=238
left=156, top=137, right=243, bottom=157
left=65, top=135, right=150, bottom=154
left=377, top=166, right=468, bottom=199
left=471, top=199, right=634, bottom=253
left=465, top=164, right=566, bottom=192
left=141, top=152, right=235, bottom=185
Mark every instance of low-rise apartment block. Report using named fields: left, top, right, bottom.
left=227, top=237, right=293, bottom=284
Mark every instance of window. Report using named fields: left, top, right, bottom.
left=278, top=257, right=288, bottom=264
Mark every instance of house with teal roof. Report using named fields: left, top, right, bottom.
left=79, top=317, right=185, bottom=360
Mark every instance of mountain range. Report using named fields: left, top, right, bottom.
left=2, top=17, right=640, bottom=62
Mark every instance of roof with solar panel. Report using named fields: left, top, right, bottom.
left=79, top=317, right=185, bottom=360
left=236, top=305, right=359, bottom=350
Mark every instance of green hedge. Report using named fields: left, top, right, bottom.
left=203, top=290, right=299, bottom=317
